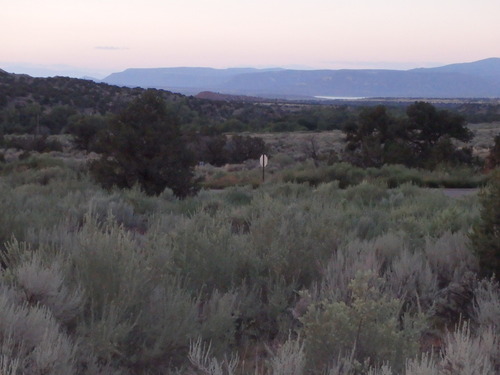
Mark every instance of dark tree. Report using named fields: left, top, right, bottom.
left=343, top=106, right=400, bottom=167
left=470, top=171, right=500, bottom=280
left=226, top=135, right=266, bottom=164
left=90, top=91, right=199, bottom=197
left=66, top=114, right=108, bottom=151
left=405, top=102, right=473, bottom=166
left=40, top=105, right=77, bottom=133
left=190, top=134, right=229, bottom=166
left=343, top=103, right=473, bottom=168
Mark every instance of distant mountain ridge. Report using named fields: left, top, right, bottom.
left=102, top=58, right=500, bottom=99
left=410, top=57, right=500, bottom=78
left=104, top=67, right=283, bottom=95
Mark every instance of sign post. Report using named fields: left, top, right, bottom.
left=259, top=154, right=268, bottom=182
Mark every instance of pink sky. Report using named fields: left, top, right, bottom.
left=2, top=0, right=499, bottom=78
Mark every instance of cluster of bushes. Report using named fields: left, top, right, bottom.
left=342, top=103, right=475, bottom=169
left=1, top=134, right=64, bottom=153
left=0, top=152, right=498, bottom=374
left=74, top=92, right=268, bottom=197
left=199, top=131, right=499, bottom=191
left=280, top=162, right=489, bottom=189
left=76, top=93, right=494, bottom=196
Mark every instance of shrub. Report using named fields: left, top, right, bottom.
left=246, top=192, right=341, bottom=287
left=301, top=271, right=425, bottom=374
left=3, top=135, right=63, bottom=153
left=57, top=213, right=235, bottom=371
left=188, top=338, right=239, bottom=375
left=315, top=239, right=385, bottom=303
left=386, top=248, right=438, bottom=311
left=0, top=285, right=79, bottom=374
left=473, top=278, right=500, bottom=334
left=202, top=169, right=262, bottom=190
left=440, top=322, right=497, bottom=375
left=220, top=186, right=253, bottom=206
left=268, top=334, right=306, bottom=375
left=169, top=210, right=255, bottom=292
left=271, top=152, right=296, bottom=168
left=11, top=251, right=83, bottom=325
left=424, top=232, right=478, bottom=286
left=280, top=162, right=360, bottom=188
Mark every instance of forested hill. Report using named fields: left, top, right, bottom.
left=0, top=70, right=297, bottom=134
left=0, top=70, right=173, bottom=114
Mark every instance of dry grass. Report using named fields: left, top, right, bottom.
left=249, top=122, right=499, bottom=162
left=468, top=122, right=500, bottom=158
left=247, top=130, right=345, bottom=160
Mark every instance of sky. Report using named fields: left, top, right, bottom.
left=1, top=0, right=499, bottom=78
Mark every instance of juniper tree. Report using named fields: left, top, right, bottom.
left=90, top=90, right=199, bottom=198
left=343, top=102, right=473, bottom=168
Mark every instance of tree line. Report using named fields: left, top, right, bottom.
left=82, top=92, right=499, bottom=198
left=343, top=102, right=475, bottom=169
left=2, top=70, right=500, bottom=136
left=1, top=70, right=499, bottom=198
left=2, top=89, right=499, bottom=198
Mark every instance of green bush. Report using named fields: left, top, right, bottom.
left=279, top=162, right=487, bottom=190
left=281, top=162, right=365, bottom=188
left=301, top=272, right=426, bottom=374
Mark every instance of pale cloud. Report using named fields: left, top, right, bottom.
left=95, top=46, right=129, bottom=51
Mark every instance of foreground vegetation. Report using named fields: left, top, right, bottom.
left=1, top=74, right=499, bottom=374
left=0, top=152, right=498, bottom=374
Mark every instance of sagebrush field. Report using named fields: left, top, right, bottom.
left=0, top=148, right=498, bottom=374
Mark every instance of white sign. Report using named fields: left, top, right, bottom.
left=259, top=154, right=268, bottom=167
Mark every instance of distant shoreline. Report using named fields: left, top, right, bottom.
left=314, top=96, right=367, bottom=100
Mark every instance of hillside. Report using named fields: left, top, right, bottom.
left=102, top=58, right=500, bottom=99
left=0, top=70, right=293, bottom=134
left=0, top=72, right=181, bottom=114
